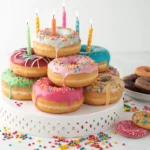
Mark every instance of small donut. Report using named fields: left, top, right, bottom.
left=132, top=111, right=150, bottom=130
left=84, top=74, right=124, bottom=105
left=99, top=66, right=119, bottom=77
left=33, top=27, right=81, bottom=58
left=79, top=45, right=110, bottom=72
left=135, top=66, right=150, bottom=78
left=32, top=77, right=84, bottom=114
left=48, top=55, right=98, bottom=88
left=1, top=69, right=37, bottom=100
left=10, top=48, right=51, bottom=77
left=116, top=120, right=149, bottom=138
left=123, top=74, right=150, bottom=94
left=135, top=77, right=150, bottom=94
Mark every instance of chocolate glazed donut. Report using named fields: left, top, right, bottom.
left=135, top=77, right=150, bottom=94
left=123, top=74, right=140, bottom=92
left=123, top=74, right=150, bottom=94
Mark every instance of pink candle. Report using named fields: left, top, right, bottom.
left=62, top=2, right=66, bottom=28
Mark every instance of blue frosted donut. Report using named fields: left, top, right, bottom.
left=79, top=45, right=111, bottom=72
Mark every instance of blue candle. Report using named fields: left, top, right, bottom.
left=76, top=11, right=80, bottom=34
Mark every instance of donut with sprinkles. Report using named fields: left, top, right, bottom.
left=33, top=27, right=81, bottom=58
left=132, top=111, right=150, bottom=130
left=48, top=55, right=98, bottom=87
left=116, top=120, right=149, bottom=138
left=32, top=77, right=84, bottom=113
left=84, top=74, right=124, bottom=105
left=10, top=48, right=52, bottom=77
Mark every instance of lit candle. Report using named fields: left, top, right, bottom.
left=76, top=11, right=80, bottom=34
left=52, top=9, right=56, bottom=36
left=27, top=19, right=31, bottom=55
left=62, top=1, right=66, bottom=28
left=86, top=19, right=93, bottom=52
left=36, top=8, right=40, bottom=37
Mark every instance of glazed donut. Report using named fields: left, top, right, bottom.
left=33, top=27, right=81, bottom=58
left=32, top=77, right=84, bottom=114
left=132, top=111, right=150, bottom=130
left=135, top=77, right=150, bottom=94
left=116, top=120, right=149, bottom=139
left=123, top=74, right=150, bottom=94
left=10, top=48, right=51, bottom=77
left=48, top=55, right=98, bottom=88
left=84, top=74, right=124, bottom=105
left=1, top=69, right=37, bottom=100
left=79, top=45, right=110, bottom=72
left=99, top=66, right=119, bottom=77
left=135, top=66, right=150, bottom=78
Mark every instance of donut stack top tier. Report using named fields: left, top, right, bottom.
left=10, top=48, right=51, bottom=77
left=33, top=27, right=81, bottom=58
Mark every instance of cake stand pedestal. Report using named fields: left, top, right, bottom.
left=0, top=94, right=123, bottom=138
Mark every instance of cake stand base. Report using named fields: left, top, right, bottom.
left=0, top=94, right=123, bottom=138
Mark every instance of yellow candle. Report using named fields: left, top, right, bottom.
left=86, top=19, right=93, bottom=52
left=36, top=8, right=40, bottom=37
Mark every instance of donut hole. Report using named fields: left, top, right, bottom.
left=99, top=75, right=111, bottom=82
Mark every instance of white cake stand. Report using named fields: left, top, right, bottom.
left=0, top=94, right=123, bottom=138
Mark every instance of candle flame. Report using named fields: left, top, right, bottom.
left=76, top=10, right=78, bottom=18
left=53, top=9, right=55, bottom=18
left=36, top=8, right=38, bottom=16
left=62, top=1, right=65, bottom=8
left=90, top=18, right=93, bottom=27
left=26, top=17, right=29, bottom=25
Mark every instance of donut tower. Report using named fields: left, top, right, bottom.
left=1, top=9, right=125, bottom=114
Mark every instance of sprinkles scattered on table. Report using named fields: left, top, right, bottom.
left=123, top=94, right=150, bottom=112
left=0, top=126, right=126, bottom=150
left=123, top=95, right=139, bottom=112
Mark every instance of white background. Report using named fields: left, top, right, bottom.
left=0, top=0, right=150, bottom=54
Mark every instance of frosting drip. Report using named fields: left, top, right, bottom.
left=85, top=74, right=124, bottom=93
left=48, top=55, right=98, bottom=81
left=36, top=27, right=80, bottom=49
left=10, top=48, right=51, bottom=67
left=1, top=69, right=37, bottom=98
left=79, top=45, right=110, bottom=65
left=33, top=77, right=83, bottom=106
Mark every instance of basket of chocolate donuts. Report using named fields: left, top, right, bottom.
left=123, top=66, right=150, bottom=101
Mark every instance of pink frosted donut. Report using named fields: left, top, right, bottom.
left=32, top=77, right=84, bottom=114
left=116, top=120, right=148, bottom=138
left=48, top=55, right=98, bottom=87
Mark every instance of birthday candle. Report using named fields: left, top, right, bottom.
left=86, top=19, right=93, bottom=52
left=52, top=9, right=56, bottom=36
left=62, top=2, right=66, bottom=28
left=36, top=8, right=40, bottom=37
left=27, top=20, right=31, bottom=55
left=76, top=11, right=80, bottom=34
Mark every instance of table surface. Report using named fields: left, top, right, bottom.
left=0, top=52, right=150, bottom=150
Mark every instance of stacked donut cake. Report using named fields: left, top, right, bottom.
left=32, top=27, right=98, bottom=113
left=1, top=27, right=125, bottom=114
left=123, top=66, right=150, bottom=94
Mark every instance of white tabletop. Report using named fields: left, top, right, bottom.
left=0, top=52, right=150, bottom=150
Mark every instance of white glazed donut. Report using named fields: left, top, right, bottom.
left=33, top=27, right=81, bottom=58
